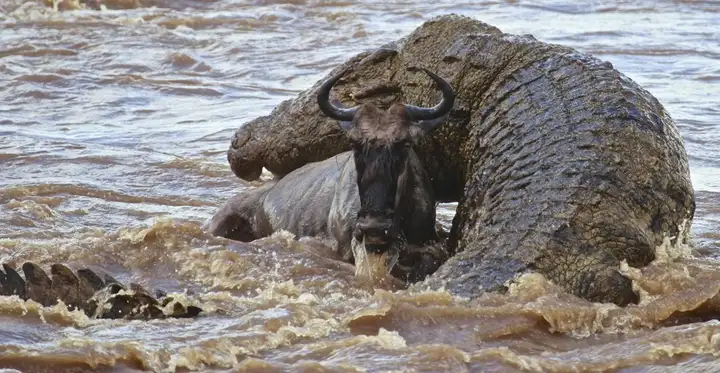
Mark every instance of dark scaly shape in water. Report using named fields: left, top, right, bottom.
left=1, top=264, right=26, bottom=299
left=23, top=262, right=54, bottom=307
left=0, top=262, right=202, bottom=320
left=207, top=67, right=455, bottom=284
left=213, top=14, right=695, bottom=306
left=79, top=0, right=101, bottom=9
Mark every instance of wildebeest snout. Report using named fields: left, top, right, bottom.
left=353, top=217, right=394, bottom=248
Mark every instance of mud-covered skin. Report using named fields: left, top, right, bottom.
left=0, top=263, right=202, bottom=320
left=225, top=15, right=695, bottom=306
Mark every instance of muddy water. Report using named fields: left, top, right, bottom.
left=2, top=0, right=720, bottom=372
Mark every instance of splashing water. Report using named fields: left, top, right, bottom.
left=351, top=236, right=399, bottom=285
left=2, top=0, right=720, bottom=371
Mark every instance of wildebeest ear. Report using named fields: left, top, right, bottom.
left=414, top=115, right=448, bottom=134
left=331, top=99, right=354, bottom=131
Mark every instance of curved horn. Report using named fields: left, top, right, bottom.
left=404, top=68, right=455, bottom=121
left=317, top=67, right=359, bottom=122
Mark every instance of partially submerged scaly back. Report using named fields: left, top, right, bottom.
left=0, top=262, right=202, bottom=320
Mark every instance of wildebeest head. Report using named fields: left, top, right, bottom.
left=317, top=67, right=455, bottom=256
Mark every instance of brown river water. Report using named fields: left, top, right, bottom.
left=2, top=0, right=720, bottom=372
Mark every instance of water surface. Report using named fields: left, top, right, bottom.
left=1, top=0, right=720, bottom=372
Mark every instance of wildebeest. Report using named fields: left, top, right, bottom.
left=207, top=67, right=455, bottom=283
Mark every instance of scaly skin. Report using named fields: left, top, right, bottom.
left=1, top=262, right=202, bottom=320
left=223, top=15, right=695, bottom=306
